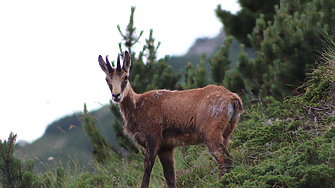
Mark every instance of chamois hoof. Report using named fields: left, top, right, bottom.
left=225, top=165, right=234, bottom=173
left=224, top=159, right=234, bottom=173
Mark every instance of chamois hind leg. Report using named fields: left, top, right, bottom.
left=203, top=120, right=233, bottom=176
left=141, top=136, right=158, bottom=188
left=223, top=120, right=238, bottom=148
left=158, top=147, right=175, bottom=188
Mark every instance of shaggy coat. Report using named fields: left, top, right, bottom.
left=98, top=51, right=243, bottom=188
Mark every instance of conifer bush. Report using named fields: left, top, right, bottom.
left=0, top=133, right=37, bottom=187
left=212, top=31, right=334, bottom=187
left=82, top=104, right=115, bottom=164
left=208, top=37, right=233, bottom=86
left=183, top=53, right=208, bottom=89
left=226, top=0, right=334, bottom=100
left=216, top=0, right=280, bottom=46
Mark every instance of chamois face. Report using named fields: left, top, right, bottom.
left=98, top=51, right=131, bottom=103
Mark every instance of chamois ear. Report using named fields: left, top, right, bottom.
left=98, top=55, right=113, bottom=74
left=122, top=51, right=131, bottom=74
left=98, top=55, right=107, bottom=73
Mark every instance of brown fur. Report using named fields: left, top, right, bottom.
left=98, top=52, right=244, bottom=188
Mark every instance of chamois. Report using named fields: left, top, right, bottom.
left=98, top=51, right=243, bottom=188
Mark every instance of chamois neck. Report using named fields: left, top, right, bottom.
left=119, top=83, right=137, bottom=110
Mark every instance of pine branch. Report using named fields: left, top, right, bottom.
left=0, top=133, right=17, bottom=188
left=82, top=104, right=117, bottom=164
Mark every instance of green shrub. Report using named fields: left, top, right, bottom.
left=216, top=127, right=334, bottom=188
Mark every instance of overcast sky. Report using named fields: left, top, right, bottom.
left=0, top=0, right=240, bottom=142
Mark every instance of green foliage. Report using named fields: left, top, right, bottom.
left=56, top=166, right=65, bottom=188
left=0, top=133, right=37, bottom=188
left=212, top=53, right=335, bottom=187
left=229, top=0, right=334, bottom=100
left=184, top=63, right=195, bottom=89
left=208, top=37, right=233, bottom=85
left=127, top=29, right=181, bottom=93
left=216, top=0, right=280, bottom=46
left=194, top=53, right=208, bottom=88
left=117, top=6, right=143, bottom=56
left=0, top=133, right=71, bottom=188
left=183, top=53, right=208, bottom=89
left=216, top=127, right=335, bottom=188
left=117, top=8, right=181, bottom=94
left=174, top=146, right=219, bottom=187
left=223, top=69, right=245, bottom=96
left=300, top=32, right=335, bottom=104
left=82, top=104, right=115, bottom=164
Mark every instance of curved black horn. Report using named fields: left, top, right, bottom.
left=116, top=54, right=122, bottom=72
left=105, top=55, right=113, bottom=73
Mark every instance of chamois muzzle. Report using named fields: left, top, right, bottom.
left=112, top=93, right=122, bottom=102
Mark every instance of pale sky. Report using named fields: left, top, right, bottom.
left=0, top=0, right=240, bottom=142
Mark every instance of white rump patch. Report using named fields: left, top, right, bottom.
left=227, top=103, right=234, bottom=120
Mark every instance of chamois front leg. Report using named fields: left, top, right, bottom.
left=158, top=148, right=175, bottom=188
left=141, top=136, right=158, bottom=188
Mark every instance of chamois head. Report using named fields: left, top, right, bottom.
left=98, top=51, right=131, bottom=103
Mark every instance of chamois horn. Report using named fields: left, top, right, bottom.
left=116, top=54, right=122, bottom=72
left=105, top=55, right=113, bottom=73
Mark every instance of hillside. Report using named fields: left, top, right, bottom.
left=14, top=105, right=117, bottom=171
left=167, top=31, right=254, bottom=73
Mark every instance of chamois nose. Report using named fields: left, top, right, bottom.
left=112, top=93, right=121, bottom=98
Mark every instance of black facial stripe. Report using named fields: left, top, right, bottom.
left=121, top=80, right=127, bottom=92
left=105, top=78, right=113, bottom=92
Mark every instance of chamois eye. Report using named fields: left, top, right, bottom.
left=124, top=75, right=128, bottom=81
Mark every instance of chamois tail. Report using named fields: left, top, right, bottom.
left=228, top=98, right=244, bottom=123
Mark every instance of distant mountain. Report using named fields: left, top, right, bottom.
left=168, top=31, right=254, bottom=73
left=15, top=105, right=117, bottom=171
left=186, top=32, right=227, bottom=57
